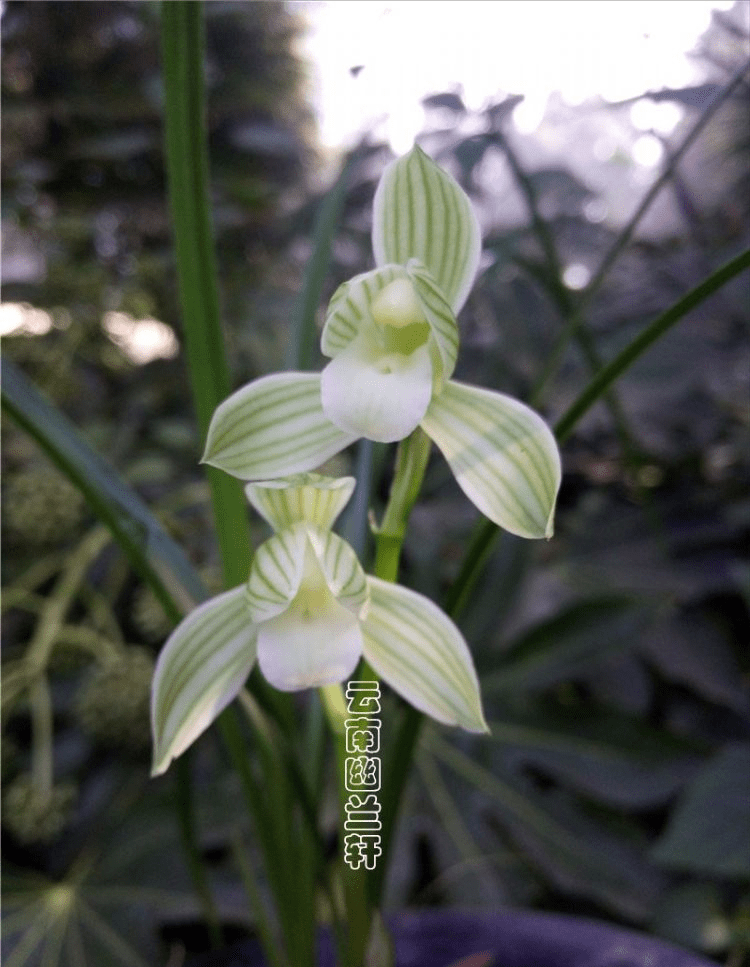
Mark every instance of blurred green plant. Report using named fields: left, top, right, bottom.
left=2, top=2, right=749, bottom=966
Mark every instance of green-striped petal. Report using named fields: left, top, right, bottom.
left=245, top=525, right=307, bottom=623
left=406, top=259, right=459, bottom=388
left=202, top=372, right=357, bottom=480
left=321, top=265, right=404, bottom=358
left=306, top=526, right=369, bottom=618
left=245, top=474, right=355, bottom=533
left=362, top=576, right=487, bottom=733
left=151, top=586, right=256, bottom=776
left=420, top=380, right=561, bottom=539
left=372, top=145, right=482, bottom=315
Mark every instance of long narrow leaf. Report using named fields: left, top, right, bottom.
left=1, top=358, right=205, bottom=618
left=160, top=0, right=251, bottom=587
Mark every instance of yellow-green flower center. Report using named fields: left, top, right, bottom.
left=371, top=278, right=430, bottom=356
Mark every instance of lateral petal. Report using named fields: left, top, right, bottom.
left=256, top=538, right=363, bottom=691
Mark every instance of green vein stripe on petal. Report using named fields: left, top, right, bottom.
left=202, top=373, right=357, bottom=480
left=421, top=380, right=561, bottom=539
left=246, top=525, right=307, bottom=623
left=307, top=527, right=369, bottom=617
left=407, top=259, right=460, bottom=385
left=321, top=266, right=402, bottom=358
left=245, top=474, right=355, bottom=533
left=372, top=145, right=481, bottom=315
left=362, top=576, right=487, bottom=732
left=151, top=586, right=256, bottom=776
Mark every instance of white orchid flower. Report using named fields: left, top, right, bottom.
left=151, top=474, right=487, bottom=776
left=203, top=146, right=561, bottom=540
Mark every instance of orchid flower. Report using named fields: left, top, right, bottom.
left=203, top=146, right=561, bottom=540
left=151, top=474, right=487, bottom=776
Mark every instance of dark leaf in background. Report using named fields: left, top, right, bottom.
left=482, top=597, right=656, bottom=694
left=489, top=699, right=704, bottom=809
left=652, top=742, right=750, bottom=880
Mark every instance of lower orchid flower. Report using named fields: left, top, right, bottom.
left=151, top=474, right=487, bottom=777
left=202, top=145, right=561, bottom=540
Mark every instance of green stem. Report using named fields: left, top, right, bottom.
left=374, top=428, right=432, bottom=581
left=29, top=677, right=54, bottom=798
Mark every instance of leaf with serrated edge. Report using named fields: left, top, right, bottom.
left=362, top=576, right=487, bottom=732
left=421, top=380, right=561, bottom=539
left=203, top=372, right=357, bottom=480
left=151, top=585, right=256, bottom=776
left=372, top=145, right=481, bottom=315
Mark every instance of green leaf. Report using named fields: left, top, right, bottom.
left=432, top=738, right=666, bottom=920
left=202, top=372, right=357, bottom=479
left=482, top=597, right=654, bottom=695
left=488, top=700, right=702, bottom=808
left=651, top=743, right=750, bottom=879
left=420, top=380, right=561, bottom=539
left=362, top=576, right=487, bottom=732
left=245, top=473, right=355, bottom=533
left=1, top=358, right=205, bottom=616
left=372, top=144, right=481, bottom=314
left=151, top=586, right=257, bottom=776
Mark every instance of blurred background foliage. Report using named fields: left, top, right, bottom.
left=2, top=2, right=749, bottom=966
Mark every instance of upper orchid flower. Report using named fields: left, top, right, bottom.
left=151, top=474, right=486, bottom=776
left=203, top=146, right=561, bottom=540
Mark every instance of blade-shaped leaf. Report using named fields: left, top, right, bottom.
left=421, top=380, right=561, bottom=539
left=489, top=699, right=702, bottom=808
left=482, top=597, right=655, bottom=695
left=651, top=742, right=750, bottom=879
left=245, top=474, right=355, bottom=533
left=202, top=372, right=357, bottom=480
left=151, top=586, right=256, bottom=776
left=432, top=739, right=667, bottom=921
left=372, top=145, right=481, bottom=314
left=1, top=358, right=205, bottom=613
left=362, top=576, right=487, bottom=732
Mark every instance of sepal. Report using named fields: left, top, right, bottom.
left=203, top=372, right=357, bottom=480
left=372, top=145, right=481, bottom=315
left=362, top=576, right=487, bottom=733
left=420, top=380, right=561, bottom=539
left=151, top=586, right=256, bottom=776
